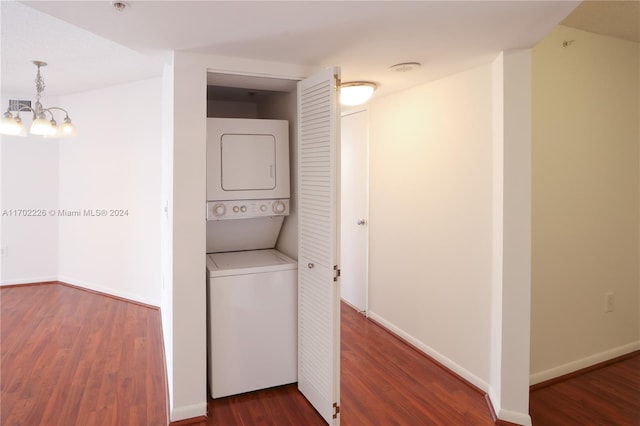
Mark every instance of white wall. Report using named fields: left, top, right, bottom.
left=1, top=79, right=163, bottom=305
left=0, top=98, right=59, bottom=284
left=368, top=63, right=494, bottom=387
left=57, top=77, right=163, bottom=306
left=531, top=26, right=640, bottom=383
left=161, top=62, right=175, bottom=416
left=489, top=50, right=532, bottom=425
left=166, top=51, right=208, bottom=421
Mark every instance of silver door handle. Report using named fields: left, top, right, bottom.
left=357, top=219, right=367, bottom=226
left=308, top=263, right=314, bottom=269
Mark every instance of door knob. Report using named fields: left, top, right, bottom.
left=307, top=263, right=314, bottom=269
left=357, top=219, right=367, bottom=226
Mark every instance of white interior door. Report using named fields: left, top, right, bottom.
left=297, top=67, right=341, bottom=425
left=340, top=109, right=368, bottom=313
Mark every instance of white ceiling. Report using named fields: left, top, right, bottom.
left=2, top=0, right=581, bottom=99
left=0, top=1, right=163, bottom=96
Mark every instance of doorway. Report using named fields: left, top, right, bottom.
left=340, top=108, right=369, bottom=313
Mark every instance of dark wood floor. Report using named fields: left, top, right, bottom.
left=529, top=353, right=640, bottom=425
left=1, top=283, right=167, bottom=426
left=209, top=302, right=495, bottom=425
left=2, top=282, right=638, bottom=425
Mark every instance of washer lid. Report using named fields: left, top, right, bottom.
left=207, top=249, right=297, bottom=277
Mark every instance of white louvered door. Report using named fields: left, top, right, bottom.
left=297, top=67, right=341, bottom=425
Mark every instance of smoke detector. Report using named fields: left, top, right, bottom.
left=111, top=1, right=129, bottom=12
left=389, top=62, right=422, bottom=73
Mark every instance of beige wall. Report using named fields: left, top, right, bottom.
left=531, top=25, right=640, bottom=383
left=368, top=63, right=494, bottom=388
left=367, top=54, right=534, bottom=424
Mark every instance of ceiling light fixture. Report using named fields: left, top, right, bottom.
left=340, top=81, right=377, bottom=106
left=0, top=61, right=77, bottom=138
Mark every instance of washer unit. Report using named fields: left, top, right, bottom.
left=207, top=249, right=297, bottom=398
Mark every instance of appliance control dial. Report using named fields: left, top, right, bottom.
left=273, top=200, right=286, bottom=214
left=213, top=203, right=226, bottom=217
left=207, top=198, right=289, bottom=221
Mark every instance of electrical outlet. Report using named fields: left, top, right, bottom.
left=605, top=292, right=614, bottom=313
left=0, top=246, right=7, bottom=258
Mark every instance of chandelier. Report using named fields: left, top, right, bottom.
left=0, top=61, right=77, bottom=138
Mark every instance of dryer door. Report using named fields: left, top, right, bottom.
left=221, top=133, right=276, bottom=191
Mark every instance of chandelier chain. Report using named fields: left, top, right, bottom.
left=34, top=65, right=45, bottom=103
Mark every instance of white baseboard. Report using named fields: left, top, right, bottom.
left=488, top=387, right=533, bottom=426
left=367, top=310, right=489, bottom=392
left=170, top=401, right=207, bottom=422
left=58, top=275, right=160, bottom=308
left=530, top=341, right=640, bottom=385
left=1, top=276, right=160, bottom=308
left=499, top=407, right=532, bottom=426
left=1, top=276, right=58, bottom=286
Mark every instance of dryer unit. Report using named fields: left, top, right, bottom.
left=207, top=118, right=290, bottom=201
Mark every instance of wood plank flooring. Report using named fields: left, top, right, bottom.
left=3, top=282, right=639, bottom=425
left=209, top=302, right=495, bottom=425
left=340, top=302, right=495, bottom=425
left=529, top=353, right=640, bottom=425
left=1, top=283, right=167, bottom=426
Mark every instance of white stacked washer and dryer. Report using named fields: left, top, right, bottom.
left=205, top=117, right=297, bottom=399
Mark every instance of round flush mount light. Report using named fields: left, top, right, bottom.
left=389, top=62, right=422, bottom=73
left=340, top=81, right=377, bottom=106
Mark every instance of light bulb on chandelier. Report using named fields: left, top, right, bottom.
left=1, top=61, right=77, bottom=138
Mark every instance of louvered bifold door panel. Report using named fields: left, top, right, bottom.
left=297, top=67, right=341, bottom=425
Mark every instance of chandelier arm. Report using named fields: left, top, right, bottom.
left=5, top=103, right=34, bottom=112
left=6, top=104, right=36, bottom=118
left=16, top=105, right=35, bottom=113
left=43, top=106, right=71, bottom=118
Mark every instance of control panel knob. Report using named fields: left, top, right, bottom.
left=213, top=203, right=226, bottom=217
left=240, top=205, right=247, bottom=213
left=233, top=206, right=239, bottom=213
left=260, top=204, right=267, bottom=212
left=273, top=200, right=286, bottom=214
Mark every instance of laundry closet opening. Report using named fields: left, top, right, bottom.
left=204, top=69, right=343, bottom=423
left=204, top=72, right=301, bottom=399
